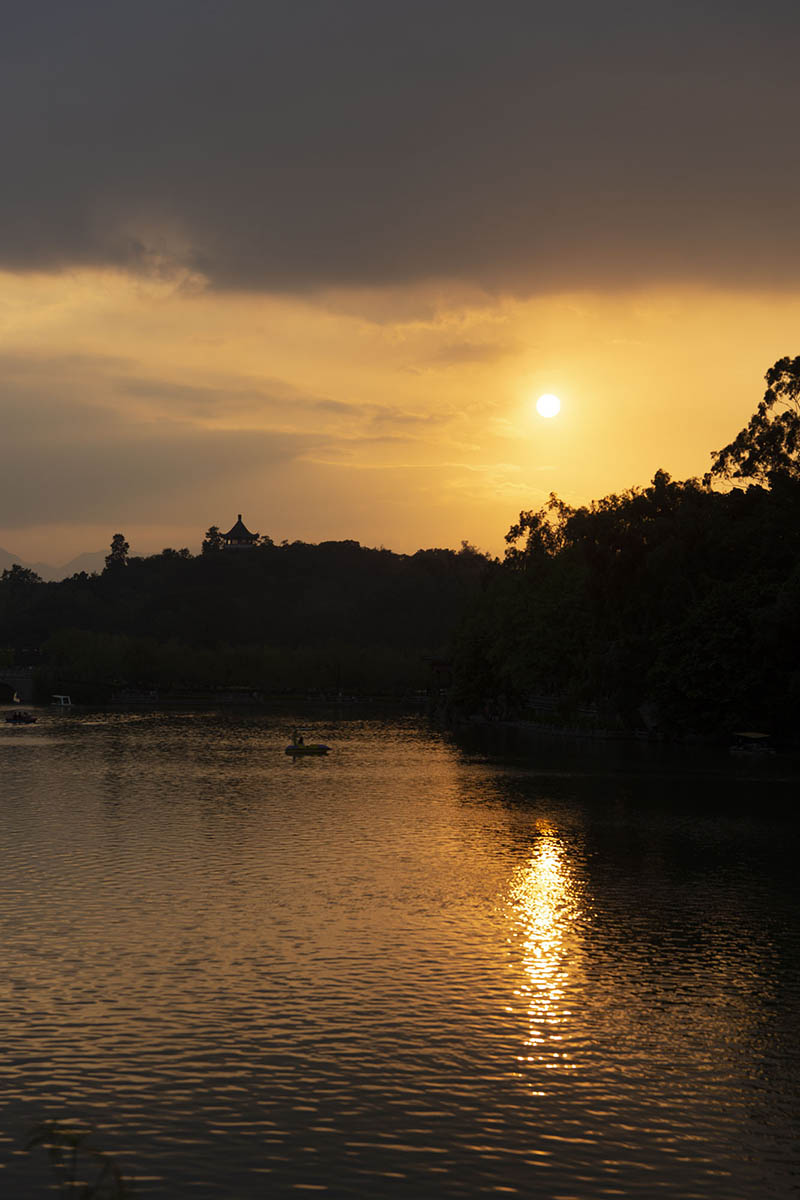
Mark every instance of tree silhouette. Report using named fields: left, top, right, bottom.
left=201, top=525, right=224, bottom=554
left=707, top=356, right=800, bottom=486
left=504, top=493, right=575, bottom=566
left=104, top=533, right=130, bottom=572
left=0, top=563, right=42, bottom=586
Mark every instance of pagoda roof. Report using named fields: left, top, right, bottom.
left=223, top=514, right=258, bottom=540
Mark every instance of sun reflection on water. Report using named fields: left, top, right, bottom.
left=507, top=822, right=583, bottom=1078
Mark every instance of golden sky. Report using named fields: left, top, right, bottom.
left=1, top=3, right=798, bottom=565
left=1, top=268, right=795, bottom=562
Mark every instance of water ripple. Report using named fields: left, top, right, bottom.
left=0, top=710, right=797, bottom=1197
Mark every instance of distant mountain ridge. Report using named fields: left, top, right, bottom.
left=0, top=546, right=107, bottom=582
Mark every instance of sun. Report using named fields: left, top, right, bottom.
left=536, top=393, right=561, bottom=418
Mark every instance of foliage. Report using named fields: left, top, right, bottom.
left=104, top=534, right=130, bottom=572
left=1, top=563, right=43, bottom=586
left=708, top=355, right=800, bottom=485
left=201, top=525, right=224, bottom=554
left=451, top=462, right=800, bottom=739
left=0, top=540, right=493, bottom=698
left=504, top=493, right=575, bottom=564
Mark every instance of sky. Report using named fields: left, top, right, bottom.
left=2, top=0, right=800, bottom=562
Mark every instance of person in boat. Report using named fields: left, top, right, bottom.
left=292, top=728, right=304, bottom=746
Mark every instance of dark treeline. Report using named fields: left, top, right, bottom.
left=0, top=538, right=491, bottom=701
left=3, top=357, right=799, bottom=734
left=452, top=357, right=800, bottom=740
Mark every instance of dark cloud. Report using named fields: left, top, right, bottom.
left=117, top=374, right=325, bottom=419
left=417, top=341, right=524, bottom=367
left=366, top=407, right=448, bottom=433
left=2, top=1, right=799, bottom=292
left=118, top=371, right=448, bottom=432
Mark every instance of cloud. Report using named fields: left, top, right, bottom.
left=2, top=2, right=799, bottom=295
left=0, top=364, right=322, bottom=527
left=415, top=340, right=524, bottom=368
left=117, top=368, right=452, bottom=437
left=117, top=374, right=335, bottom=423
left=0, top=348, right=461, bottom=529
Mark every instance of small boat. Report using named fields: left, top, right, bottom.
left=729, top=731, right=776, bottom=756
left=5, top=711, right=37, bottom=725
left=285, top=730, right=330, bottom=756
left=285, top=742, right=331, bottom=756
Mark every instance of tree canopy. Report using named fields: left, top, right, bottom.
left=454, top=469, right=800, bottom=736
left=1, top=563, right=43, bottom=586
left=0, top=538, right=493, bottom=702
left=707, top=355, right=800, bottom=486
left=104, top=533, right=130, bottom=572
left=201, top=526, right=224, bottom=554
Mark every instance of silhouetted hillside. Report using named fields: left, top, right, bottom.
left=0, top=539, right=493, bottom=699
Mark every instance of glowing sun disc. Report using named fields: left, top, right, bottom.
left=536, top=393, right=561, bottom=418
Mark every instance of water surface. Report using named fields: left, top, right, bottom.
left=0, top=709, right=797, bottom=1197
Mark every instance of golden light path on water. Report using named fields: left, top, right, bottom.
left=507, top=822, right=584, bottom=1084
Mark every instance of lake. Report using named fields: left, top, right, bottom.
left=0, top=708, right=797, bottom=1198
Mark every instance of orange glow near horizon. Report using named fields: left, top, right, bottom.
left=1, top=268, right=799, bottom=563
